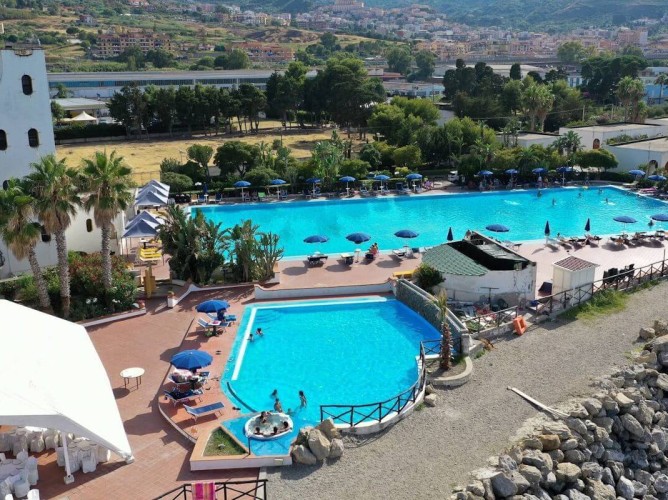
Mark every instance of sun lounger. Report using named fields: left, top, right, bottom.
left=163, top=388, right=204, bottom=406
left=340, top=253, right=354, bottom=265
left=307, top=254, right=328, bottom=266
left=183, top=402, right=225, bottom=421
left=206, top=312, right=237, bottom=323
left=359, top=185, right=370, bottom=196
left=568, top=236, right=586, bottom=247
left=585, top=234, right=601, bottom=246
left=392, top=249, right=406, bottom=260
left=197, top=317, right=224, bottom=336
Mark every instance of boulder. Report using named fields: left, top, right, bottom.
left=560, top=438, right=579, bottom=451
left=328, top=438, right=344, bottom=459
left=316, top=418, right=341, bottom=441
left=541, top=421, right=572, bottom=440
left=519, top=464, right=542, bottom=486
left=482, top=478, right=495, bottom=500
left=620, top=413, right=645, bottom=438
left=615, top=392, right=634, bottom=408
left=659, top=351, right=668, bottom=367
left=564, top=488, right=590, bottom=500
left=632, top=480, right=648, bottom=497
left=307, top=429, right=331, bottom=461
left=616, top=476, right=635, bottom=500
left=547, top=449, right=565, bottom=464
left=491, top=472, right=518, bottom=498
left=294, top=426, right=313, bottom=447
left=651, top=335, right=668, bottom=352
left=556, top=463, right=582, bottom=483
left=583, top=479, right=616, bottom=500
left=580, top=462, right=603, bottom=481
left=510, top=472, right=530, bottom=494
left=654, top=319, right=668, bottom=336
left=565, top=418, right=588, bottom=437
left=640, top=327, right=657, bottom=340
left=564, top=449, right=586, bottom=464
left=522, top=450, right=551, bottom=470
left=466, top=481, right=485, bottom=497
left=292, top=444, right=317, bottom=465
left=538, top=434, right=561, bottom=451
left=498, top=454, right=518, bottom=473
left=424, top=393, right=437, bottom=407
left=592, top=417, right=614, bottom=433
left=654, top=474, right=668, bottom=493
left=425, top=383, right=435, bottom=395
left=568, top=404, right=589, bottom=419
left=582, top=399, right=603, bottom=417
left=521, top=437, right=543, bottom=451
left=655, top=373, right=668, bottom=392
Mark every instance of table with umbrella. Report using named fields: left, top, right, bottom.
left=234, top=180, right=251, bottom=200
left=394, top=229, right=419, bottom=257
left=613, top=215, right=637, bottom=241
left=305, top=178, right=321, bottom=197
left=505, top=169, right=519, bottom=188
left=556, top=166, right=573, bottom=185
left=269, top=178, right=287, bottom=198
left=650, top=214, right=668, bottom=236
left=374, top=175, right=390, bottom=193
left=196, top=299, right=230, bottom=334
left=346, top=232, right=371, bottom=262
left=170, top=350, right=213, bottom=390
left=304, top=234, right=329, bottom=265
left=532, top=167, right=547, bottom=188
left=339, top=176, right=356, bottom=196
left=406, top=173, right=422, bottom=192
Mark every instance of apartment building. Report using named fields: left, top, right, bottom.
left=93, top=30, right=172, bottom=59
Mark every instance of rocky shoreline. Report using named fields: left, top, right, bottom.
left=454, top=320, right=668, bottom=500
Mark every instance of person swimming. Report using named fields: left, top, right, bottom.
left=552, top=198, right=556, bottom=206
left=254, top=427, right=261, bottom=435
left=256, top=327, right=263, bottom=337
left=274, top=398, right=283, bottom=412
left=299, top=390, right=307, bottom=407
left=537, top=190, right=542, bottom=197
left=271, top=389, right=278, bottom=398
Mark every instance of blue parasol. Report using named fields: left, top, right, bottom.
left=532, top=167, right=547, bottom=175
left=170, top=350, right=213, bottom=371
left=234, top=180, right=251, bottom=197
left=196, top=299, right=230, bottom=313
left=270, top=179, right=286, bottom=185
left=406, top=173, right=423, bottom=180
left=628, top=170, right=645, bottom=177
left=339, top=176, right=356, bottom=194
left=584, top=218, right=591, bottom=232
left=648, top=175, right=667, bottom=182
left=303, top=235, right=329, bottom=244
left=478, top=170, right=493, bottom=176
left=613, top=215, right=637, bottom=224
left=346, top=232, right=371, bottom=244
left=505, top=169, right=519, bottom=175
left=446, top=227, right=453, bottom=241
left=394, top=229, right=419, bottom=238
left=544, top=220, right=551, bottom=236
left=486, top=224, right=510, bottom=233
left=650, top=214, right=668, bottom=222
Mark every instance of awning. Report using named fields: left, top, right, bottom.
left=0, top=300, right=133, bottom=461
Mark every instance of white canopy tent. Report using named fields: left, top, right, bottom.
left=68, top=111, right=98, bottom=123
left=0, top=301, right=133, bottom=481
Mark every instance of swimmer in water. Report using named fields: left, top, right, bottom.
left=605, top=197, right=609, bottom=204
left=537, top=190, right=542, bottom=197
left=552, top=198, right=556, bottom=206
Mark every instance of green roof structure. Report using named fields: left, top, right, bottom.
left=422, top=243, right=488, bottom=276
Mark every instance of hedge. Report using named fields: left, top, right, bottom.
left=54, top=123, right=126, bottom=140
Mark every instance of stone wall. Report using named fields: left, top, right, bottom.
left=452, top=320, right=668, bottom=500
left=395, top=279, right=463, bottom=353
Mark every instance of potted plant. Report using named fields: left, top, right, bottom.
left=167, top=289, right=176, bottom=308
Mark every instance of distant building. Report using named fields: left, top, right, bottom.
left=77, top=14, right=98, bottom=26
left=93, top=30, right=171, bottom=59
left=559, top=123, right=667, bottom=151
left=331, top=0, right=365, bottom=12
left=0, top=47, right=58, bottom=278
left=605, top=136, right=668, bottom=173
left=230, top=42, right=294, bottom=63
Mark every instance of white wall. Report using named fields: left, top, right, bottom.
left=552, top=265, right=597, bottom=301
left=65, top=208, right=127, bottom=256
left=604, top=144, right=668, bottom=172
left=516, top=136, right=558, bottom=148
left=0, top=48, right=58, bottom=278
left=441, top=263, right=537, bottom=304
left=559, top=125, right=668, bottom=151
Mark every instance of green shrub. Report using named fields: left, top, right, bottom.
left=54, top=123, right=126, bottom=141
left=414, top=264, right=443, bottom=291
left=161, top=172, right=193, bottom=193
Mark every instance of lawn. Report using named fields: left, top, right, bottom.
left=57, top=128, right=335, bottom=183
left=204, top=428, right=246, bottom=457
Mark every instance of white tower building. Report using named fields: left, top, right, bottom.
left=0, top=46, right=58, bottom=278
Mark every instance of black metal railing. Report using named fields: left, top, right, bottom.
left=421, top=339, right=441, bottom=357
left=152, top=479, right=267, bottom=500
left=319, top=343, right=427, bottom=428
left=530, top=258, right=668, bottom=316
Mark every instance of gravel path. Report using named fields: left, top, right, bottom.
left=265, top=281, right=668, bottom=499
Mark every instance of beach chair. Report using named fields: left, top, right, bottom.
left=585, top=234, right=601, bottom=246
left=197, top=317, right=223, bottom=336
left=197, top=194, right=207, bottom=204
left=391, top=249, right=406, bottom=260
left=307, top=254, right=328, bottom=266
left=258, top=192, right=266, bottom=202
left=163, top=388, right=204, bottom=406
left=206, top=312, right=236, bottom=323
left=279, top=190, right=288, bottom=200
left=183, top=402, right=225, bottom=422
left=359, top=185, right=370, bottom=196
left=214, top=193, right=223, bottom=203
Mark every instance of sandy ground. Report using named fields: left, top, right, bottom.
left=265, top=281, right=668, bottom=499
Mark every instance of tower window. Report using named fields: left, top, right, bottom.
left=21, top=75, right=33, bottom=95
left=40, top=225, right=51, bottom=243
left=28, top=128, right=39, bottom=148
left=0, top=130, right=6, bottom=151
left=86, top=219, right=93, bottom=233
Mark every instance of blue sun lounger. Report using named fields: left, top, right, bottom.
left=183, top=402, right=225, bottom=421
left=163, top=388, right=204, bottom=406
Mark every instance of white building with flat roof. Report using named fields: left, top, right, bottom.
left=559, top=123, right=668, bottom=151
left=605, top=137, right=668, bottom=173
left=0, top=46, right=57, bottom=278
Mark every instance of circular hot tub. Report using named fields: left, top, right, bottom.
left=244, top=412, right=293, bottom=440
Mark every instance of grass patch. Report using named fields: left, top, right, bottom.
left=414, top=403, right=426, bottom=412
left=203, top=428, right=246, bottom=457
left=559, top=289, right=628, bottom=321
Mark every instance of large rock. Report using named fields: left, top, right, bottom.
left=519, top=464, right=542, bottom=486
left=328, top=438, right=344, bottom=459
left=564, top=449, right=586, bottom=464
left=564, top=488, right=590, bottom=500
left=654, top=474, right=668, bottom=493
left=655, top=373, right=668, bottom=392
left=498, top=454, right=518, bottom=473
left=307, top=429, right=331, bottom=461
left=568, top=404, right=589, bottom=419
left=654, top=319, right=668, bottom=336
left=316, top=418, right=341, bottom=441
left=560, top=438, right=579, bottom=451
left=510, top=472, right=531, bottom=494
left=582, top=399, right=603, bottom=417
left=614, top=393, right=634, bottom=409
left=538, top=434, right=561, bottom=451
left=292, top=444, right=317, bottom=465
left=580, top=462, right=603, bottom=481
left=651, top=335, right=668, bottom=352
left=466, top=481, right=485, bottom=497
left=620, top=413, right=645, bottom=438
left=640, top=327, right=656, bottom=340
left=491, top=472, right=518, bottom=498
left=556, top=463, right=581, bottom=483
left=616, top=476, right=634, bottom=500
left=583, top=479, right=616, bottom=500
left=521, top=437, right=543, bottom=450
left=424, top=393, right=437, bottom=407
left=522, top=450, right=552, bottom=470
left=565, top=418, right=588, bottom=437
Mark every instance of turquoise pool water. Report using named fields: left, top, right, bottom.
left=194, top=187, right=668, bottom=257
left=221, top=297, right=440, bottom=434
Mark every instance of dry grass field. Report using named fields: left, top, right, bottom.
left=57, top=128, right=336, bottom=183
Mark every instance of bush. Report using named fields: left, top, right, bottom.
left=599, top=171, right=633, bottom=182
left=55, top=123, right=126, bottom=141
left=161, top=172, right=193, bottom=193
left=413, top=264, right=443, bottom=291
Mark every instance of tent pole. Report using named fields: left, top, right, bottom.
left=62, top=432, right=74, bottom=484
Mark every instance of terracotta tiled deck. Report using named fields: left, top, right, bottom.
left=38, top=291, right=258, bottom=500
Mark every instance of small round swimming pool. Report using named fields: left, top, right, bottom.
left=222, top=297, right=440, bottom=427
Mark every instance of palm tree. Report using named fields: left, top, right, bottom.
left=433, top=291, right=452, bottom=371
left=616, top=76, right=645, bottom=122
left=0, top=180, right=51, bottom=310
left=25, top=155, right=80, bottom=317
left=80, top=151, right=134, bottom=290
left=654, top=74, right=668, bottom=105
left=522, top=81, right=554, bottom=132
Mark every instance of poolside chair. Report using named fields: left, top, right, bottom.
left=197, top=317, right=224, bottom=336
left=279, top=190, right=288, bottom=200
left=183, top=402, right=225, bottom=422
left=163, top=388, right=204, bottom=406
left=340, top=253, right=354, bottom=265
left=391, top=249, right=406, bottom=260
left=258, top=192, right=266, bottom=202
left=214, top=193, right=223, bottom=203
left=206, top=312, right=236, bottom=323
left=359, top=185, right=370, bottom=196
left=197, top=194, right=207, bottom=204
left=307, top=254, right=328, bottom=266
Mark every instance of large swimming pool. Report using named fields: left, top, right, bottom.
left=221, top=297, right=440, bottom=430
left=194, top=187, right=668, bottom=257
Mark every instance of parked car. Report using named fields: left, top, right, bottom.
left=447, top=171, right=459, bottom=182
